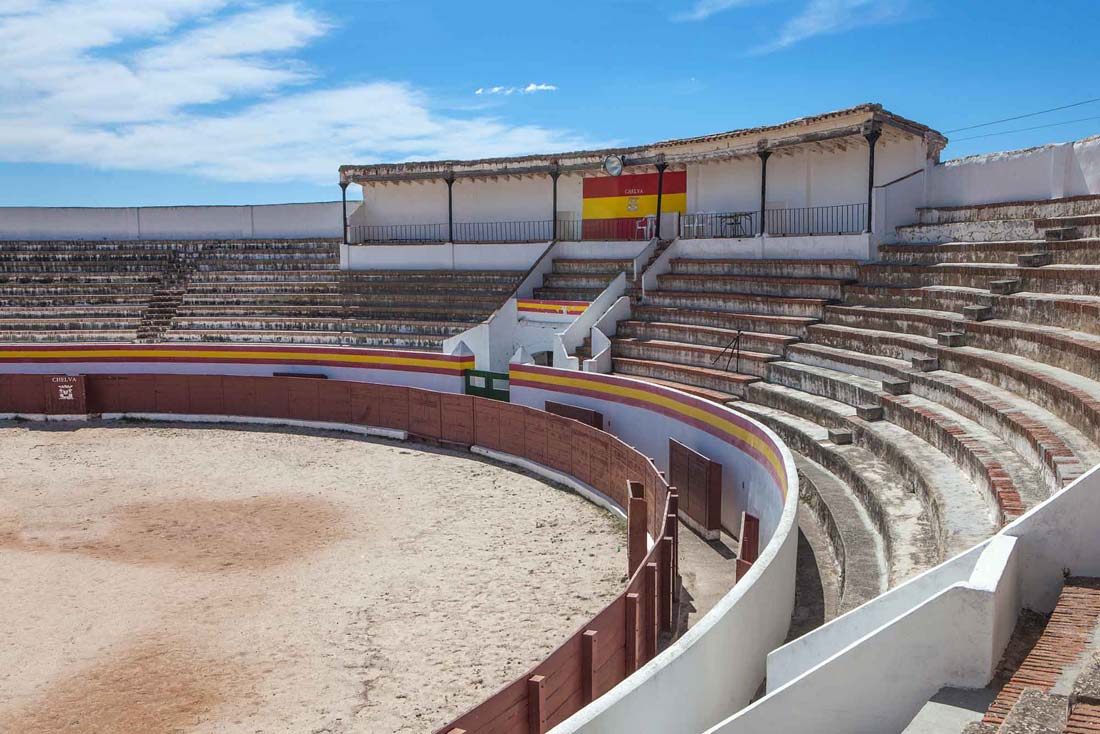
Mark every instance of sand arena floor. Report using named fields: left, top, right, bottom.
left=0, top=421, right=627, bottom=734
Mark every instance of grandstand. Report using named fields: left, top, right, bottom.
left=3, top=104, right=1100, bottom=734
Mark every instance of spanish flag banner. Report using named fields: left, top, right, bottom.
left=581, top=171, right=687, bottom=239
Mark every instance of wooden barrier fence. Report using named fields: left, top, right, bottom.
left=0, top=372, right=678, bottom=734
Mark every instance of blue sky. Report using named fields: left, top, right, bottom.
left=1, top=0, right=1098, bottom=206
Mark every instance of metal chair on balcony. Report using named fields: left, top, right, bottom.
left=635, top=215, right=656, bottom=240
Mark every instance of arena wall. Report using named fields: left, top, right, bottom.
left=0, top=201, right=351, bottom=241
left=0, top=344, right=797, bottom=734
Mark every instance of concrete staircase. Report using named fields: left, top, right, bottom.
left=608, top=197, right=1100, bottom=620
left=533, top=256, right=634, bottom=302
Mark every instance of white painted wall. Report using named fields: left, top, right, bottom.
left=511, top=371, right=798, bottom=734
left=927, top=135, right=1100, bottom=207
left=345, top=241, right=549, bottom=270
left=675, top=233, right=873, bottom=261
left=0, top=202, right=352, bottom=240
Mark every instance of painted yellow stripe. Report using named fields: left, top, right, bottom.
left=513, top=368, right=786, bottom=494
left=0, top=347, right=471, bottom=372
left=519, top=302, right=586, bottom=313
left=581, top=192, right=687, bottom=220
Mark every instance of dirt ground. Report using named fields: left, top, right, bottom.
left=0, top=420, right=627, bottom=734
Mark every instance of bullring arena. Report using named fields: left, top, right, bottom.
left=3, top=104, right=1100, bottom=734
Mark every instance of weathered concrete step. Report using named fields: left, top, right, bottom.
left=164, top=330, right=447, bottom=349
left=611, top=337, right=778, bottom=377
left=805, top=321, right=1100, bottom=449
left=792, top=451, right=887, bottom=612
left=343, top=292, right=504, bottom=307
left=181, top=294, right=344, bottom=306
left=613, top=374, right=739, bottom=404
left=731, top=398, right=933, bottom=585
left=859, top=263, right=1100, bottom=296
left=824, top=305, right=1100, bottom=382
left=0, top=330, right=137, bottom=342
left=186, top=283, right=343, bottom=295
left=645, top=290, right=828, bottom=318
left=611, top=357, right=759, bottom=398
left=668, top=258, right=861, bottom=280
left=841, top=284, right=990, bottom=314
left=193, top=262, right=339, bottom=272
left=787, top=341, right=913, bottom=383
left=0, top=263, right=172, bottom=274
left=616, top=320, right=796, bottom=355
left=895, top=218, right=1039, bottom=244
left=340, top=269, right=525, bottom=283
left=878, top=240, right=1045, bottom=265
left=533, top=287, right=607, bottom=301
left=990, top=291, right=1100, bottom=336
left=657, top=273, right=848, bottom=299
left=540, top=273, right=619, bottom=289
left=191, top=271, right=340, bottom=283
left=631, top=304, right=815, bottom=338
left=915, top=195, right=1100, bottom=225
left=0, top=318, right=141, bottom=330
left=550, top=258, right=633, bottom=275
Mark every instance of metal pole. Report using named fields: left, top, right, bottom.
left=550, top=166, right=560, bottom=241
left=654, top=162, right=668, bottom=239
left=339, top=181, right=349, bottom=244
left=445, top=174, right=455, bottom=243
left=758, top=150, right=771, bottom=236
left=864, top=129, right=881, bottom=234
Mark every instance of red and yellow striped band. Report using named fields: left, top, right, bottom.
left=0, top=344, right=474, bottom=376
left=509, top=364, right=787, bottom=498
left=517, top=299, right=589, bottom=316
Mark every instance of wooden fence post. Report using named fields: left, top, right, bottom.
left=740, top=511, right=760, bottom=563
left=625, top=592, right=640, bottom=673
left=644, top=562, right=658, bottom=661
left=667, top=491, right=680, bottom=602
left=660, top=534, right=674, bottom=633
left=528, top=675, right=546, bottom=734
left=582, top=629, right=598, bottom=704
left=627, top=481, right=647, bottom=576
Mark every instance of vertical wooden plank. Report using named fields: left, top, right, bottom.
left=523, top=410, right=547, bottom=465
left=625, top=592, right=640, bottom=674
left=644, top=562, right=658, bottom=662
left=378, top=384, right=409, bottom=431
left=472, top=397, right=500, bottom=450
left=740, top=512, right=760, bottom=564
left=187, top=375, right=225, bottom=416
left=153, top=374, right=189, bottom=415
left=316, top=380, right=351, bottom=424
left=627, top=481, right=647, bottom=577
left=349, top=381, right=379, bottom=426
left=706, top=460, right=723, bottom=535
left=45, top=375, right=86, bottom=415
left=582, top=630, right=598, bottom=704
left=667, top=502, right=681, bottom=603
left=440, top=393, right=474, bottom=445
left=407, top=388, right=442, bottom=439
left=527, top=675, right=546, bottom=734
left=660, top=535, right=674, bottom=634
left=287, top=378, right=321, bottom=422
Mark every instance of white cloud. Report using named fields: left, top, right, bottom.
left=0, top=2, right=591, bottom=183
left=475, top=82, right=558, bottom=96
left=753, top=0, right=907, bottom=53
left=673, top=0, right=756, bottom=22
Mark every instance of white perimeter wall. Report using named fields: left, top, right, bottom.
left=0, top=202, right=353, bottom=241
left=510, top=373, right=798, bottom=734
left=345, top=241, right=550, bottom=271
left=927, top=135, right=1100, bottom=207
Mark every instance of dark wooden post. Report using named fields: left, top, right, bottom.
left=527, top=674, right=546, bottom=734
left=627, top=481, right=648, bottom=576
left=644, top=561, right=658, bottom=661
left=339, top=181, right=350, bottom=244
left=667, top=504, right=680, bottom=603
left=864, top=126, right=881, bottom=234
left=660, top=534, right=674, bottom=633
left=582, top=629, right=598, bottom=704
left=625, top=592, right=640, bottom=672
left=550, top=164, right=560, bottom=241
left=445, top=173, right=456, bottom=243
left=654, top=161, right=668, bottom=239
left=758, top=149, right=771, bottom=236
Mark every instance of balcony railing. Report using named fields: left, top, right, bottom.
left=350, top=223, right=447, bottom=244
left=764, top=203, right=867, bottom=236
left=351, top=218, right=661, bottom=244
left=678, top=204, right=867, bottom=239
left=453, top=219, right=553, bottom=243
left=557, top=217, right=654, bottom=241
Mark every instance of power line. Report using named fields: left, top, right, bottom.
left=945, top=97, right=1100, bottom=133
left=950, top=114, right=1100, bottom=142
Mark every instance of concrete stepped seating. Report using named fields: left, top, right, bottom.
left=804, top=322, right=1100, bottom=460
left=824, top=305, right=1100, bottom=382
left=792, top=450, right=887, bottom=613
left=186, top=281, right=343, bottom=295
left=630, top=304, right=815, bottom=338
left=667, top=258, right=861, bottom=280
left=614, top=374, right=739, bottom=404
left=191, top=270, right=340, bottom=283
left=764, top=352, right=1034, bottom=526
left=841, top=284, right=989, bottom=314
left=610, top=337, right=778, bottom=378
left=656, top=272, right=849, bottom=300
left=732, top=397, right=933, bottom=585
left=541, top=273, right=628, bottom=290
left=0, top=317, right=141, bottom=332
left=879, top=239, right=1100, bottom=266
left=615, top=320, right=796, bottom=356
left=610, top=357, right=759, bottom=398
left=549, top=258, right=634, bottom=276
left=193, top=260, right=338, bottom=272
left=0, top=330, right=138, bottom=343
left=859, top=263, right=1100, bottom=297
left=895, top=219, right=1040, bottom=244
left=531, top=258, right=631, bottom=303
left=991, top=292, right=1100, bottom=337
left=532, top=287, right=605, bottom=301
left=165, top=329, right=446, bottom=349
left=341, top=269, right=525, bottom=284
left=915, top=195, right=1100, bottom=226
left=645, top=290, right=829, bottom=319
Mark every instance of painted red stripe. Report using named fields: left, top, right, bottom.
left=0, top=355, right=465, bottom=376
left=582, top=171, right=687, bottom=199
left=0, top=343, right=470, bottom=363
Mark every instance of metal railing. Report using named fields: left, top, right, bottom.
left=350, top=223, right=447, bottom=244
left=558, top=217, right=654, bottom=242
left=765, top=203, right=866, bottom=236
left=712, top=329, right=742, bottom=373
left=679, top=211, right=758, bottom=239
left=453, top=220, right=552, bottom=243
